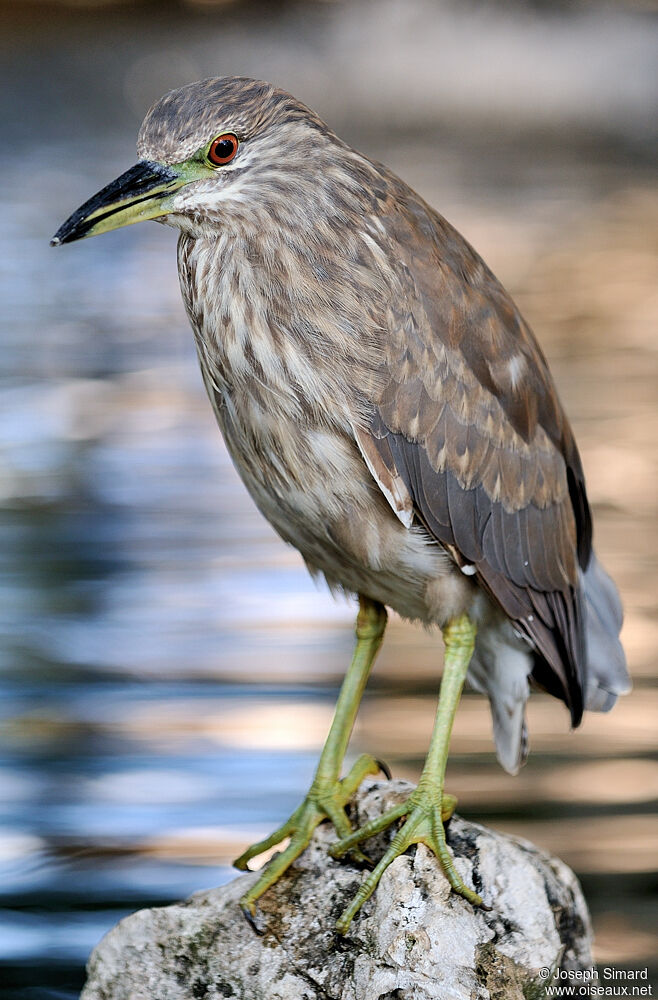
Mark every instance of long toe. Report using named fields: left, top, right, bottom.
left=233, top=761, right=385, bottom=914
left=333, top=787, right=483, bottom=933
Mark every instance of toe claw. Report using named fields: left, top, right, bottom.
left=240, top=901, right=265, bottom=935
left=375, top=758, right=392, bottom=780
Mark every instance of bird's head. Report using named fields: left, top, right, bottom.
left=51, top=77, right=336, bottom=245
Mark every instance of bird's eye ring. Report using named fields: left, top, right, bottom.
left=207, top=134, right=239, bottom=166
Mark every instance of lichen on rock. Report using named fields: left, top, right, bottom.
left=81, top=779, right=593, bottom=1000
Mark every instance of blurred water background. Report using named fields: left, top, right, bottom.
left=1, top=0, right=657, bottom=996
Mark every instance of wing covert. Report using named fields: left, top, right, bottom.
left=360, top=185, right=592, bottom=723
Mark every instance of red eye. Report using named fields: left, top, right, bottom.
left=207, top=134, right=239, bottom=166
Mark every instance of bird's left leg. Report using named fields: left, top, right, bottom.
left=330, top=613, right=484, bottom=934
left=235, top=596, right=387, bottom=920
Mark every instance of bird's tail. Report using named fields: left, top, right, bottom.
left=582, top=552, right=631, bottom=711
left=466, top=618, right=533, bottom=776
left=468, top=551, right=630, bottom=775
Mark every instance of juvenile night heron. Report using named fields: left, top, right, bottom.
left=52, top=77, right=629, bottom=933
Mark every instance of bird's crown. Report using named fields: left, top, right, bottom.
left=137, top=76, right=330, bottom=164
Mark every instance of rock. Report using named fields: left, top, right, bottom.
left=81, top=779, right=593, bottom=1000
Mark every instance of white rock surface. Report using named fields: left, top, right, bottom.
left=81, top=779, right=593, bottom=1000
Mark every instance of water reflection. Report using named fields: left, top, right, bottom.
left=1, top=1, right=657, bottom=996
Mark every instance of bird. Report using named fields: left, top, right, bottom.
left=51, top=76, right=630, bottom=934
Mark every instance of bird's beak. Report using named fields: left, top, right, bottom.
left=50, top=160, right=191, bottom=246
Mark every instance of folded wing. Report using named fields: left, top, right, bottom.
left=357, top=183, right=595, bottom=724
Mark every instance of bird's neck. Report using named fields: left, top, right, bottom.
left=177, top=220, right=390, bottom=426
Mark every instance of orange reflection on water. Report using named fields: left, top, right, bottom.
left=358, top=689, right=658, bottom=759
left=498, top=815, right=657, bottom=876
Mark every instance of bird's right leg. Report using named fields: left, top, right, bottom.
left=235, top=595, right=387, bottom=919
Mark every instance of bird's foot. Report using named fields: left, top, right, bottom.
left=329, top=784, right=484, bottom=934
left=235, top=753, right=382, bottom=920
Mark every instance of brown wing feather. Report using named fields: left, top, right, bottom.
left=365, top=183, right=591, bottom=724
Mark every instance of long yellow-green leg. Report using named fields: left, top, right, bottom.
left=331, top=613, right=484, bottom=934
left=236, top=596, right=387, bottom=919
